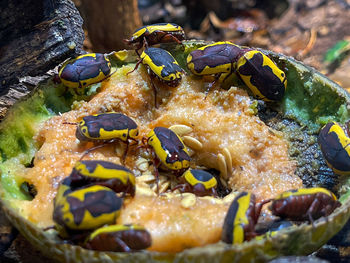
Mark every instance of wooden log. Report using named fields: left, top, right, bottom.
left=0, top=0, right=85, bottom=93
left=80, top=0, right=141, bottom=52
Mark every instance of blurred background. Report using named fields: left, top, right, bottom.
left=73, top=0, right=350, bottom=91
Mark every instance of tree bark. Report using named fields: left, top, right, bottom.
left=80, top=0, right=142, bottom=52
left=0, top=0, right=85, bottom=92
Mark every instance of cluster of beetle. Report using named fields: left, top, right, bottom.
left=53, top=159, right=152, bottom=251
left=56, top=23, right=287, bottom=108
left=53, top=111, right=221, bottom=251
left=221, top=188, right=341, bottom=244
left=52, top=23, right=344, bottom=252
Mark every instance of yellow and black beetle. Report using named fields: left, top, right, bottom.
left=84, top=224, right=152, bottom=252
left=67, top=160, right=136, bottom=197
left=187, top=42, right=243, bottom=76
left=146, top=126, right=191, bottom=173
left=125, top=23, right=185, bottom=53
left=173, top=169, right=217, bottom=196
left=57, top=53, right=112, bottom=89
left=221, top=192, right=270, bottom=244
left=318, top=121, right=350, bottom=176
left=53, top=185, right=123, bottom=236
left=187, top=41, right=244, bottom=94
left=65, top=112, right=139, bottom=161
left=128, top=47, right=184, bottom=108
left=269, top=187, right=341, bottom=223
left=144, top=126, right=191, bottom=192
left=236, top=50, right=287, bottom=101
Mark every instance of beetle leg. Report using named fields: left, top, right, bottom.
left=205, top=74, right=221, bottom=99
left=152, top=157, right=161, bottom=195
left=129, top=137, right=139, bottom=146
left=126, top=58, right=143, bottom=76
left=244, top=230, right=258, bottom=241
left=212, top=187, right=218, bottom=197
left=143, top=36, right=149, bottom=49
left=171, top=183, right=187, bottom=193
left=114, top=237, right=132, bottom=252
left=121, top=140, right=130, bottom=165
left=307, top=197, right=321, bottom=227
left=148, top=72, right=159, bottom=108
left=254, top=199, right=273, bottom=224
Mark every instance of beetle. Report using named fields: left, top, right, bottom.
left=67, top=160, right=136, bottom=197
left=144, top=126, right=191, bottom=193
left=173, top=169, right=217, bottom=197
left=187, top=41, right=243, bottom=76
left=236, top=50, right=287, bottom=101
left=84, top=224, right=152, bottom=252
left=65, top=112, right=139, bottom=161
left=128, top=47, right=184, bottom=108
left=124, top=23, right=185, bottom=53
left=221, top=192, right=270, bottom=244
left=186, top=41, right=244, bottom=95
left=269, top=187, right=341, bottom=223
left=57, top=53, right=112, bottom=89
left=53, top=185, right=123, bottom=237
left=146, top=126, right=191, bottom=172
left=318, top=121, right=350, bottom=176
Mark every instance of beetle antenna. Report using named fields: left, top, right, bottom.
left=43, top=225, right=56, bottom=231
left=79, top=143, right=112, bottom=160
left=62, top=122, right=77, bottom=125
left=105, top=51, right=115, bottom=57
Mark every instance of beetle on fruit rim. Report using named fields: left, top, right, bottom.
left=64, top=112, right=139, bottom=162
left=318, top=121, right=350, bottom=176
left=53, top=185, right=123, bottom=238
left=84, top=224, right=152, bottom=252
left=269, top=187, right=341, bottom=224
left=186, top=41, right=244, bottom=95
left=173, top=169, right=217, bottom=197
left=57, top=53, right=112, bottom=90
left=66, top=160, right=136, bottom=197
left=127, top=47, right=184, bottom=108
left=187, top=42, right=287, bottom=101
left=221, top=191, right=270, bottom=244
left=125, top=23, right=185, bottom=54
left=236, top=50, right=287, bottom=101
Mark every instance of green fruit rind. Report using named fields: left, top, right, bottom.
left=2, top=195, right=349, bottom=263
left=1, top=41, right=350, bottom=262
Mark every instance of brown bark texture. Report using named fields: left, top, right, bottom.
left=80, top=0, right=142, bottom=52
left=0, top=0, right=84, bottom=118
